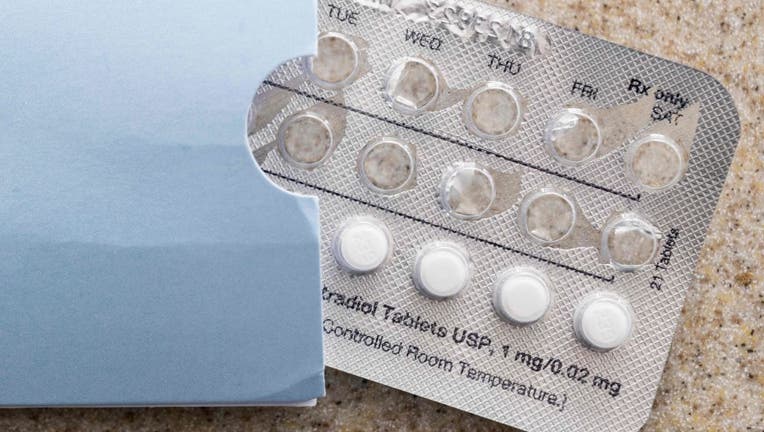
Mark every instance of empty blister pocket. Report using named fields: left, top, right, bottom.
left=245, top=1, right=741, bottom=431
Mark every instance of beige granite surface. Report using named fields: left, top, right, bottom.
left=1, top=1, right=761, bottom=431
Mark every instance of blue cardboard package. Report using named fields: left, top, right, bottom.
left=0, top=0, right=325, bottom=406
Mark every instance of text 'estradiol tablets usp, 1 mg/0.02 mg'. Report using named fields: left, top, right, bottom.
left=246, top=0, right=741, bottom=430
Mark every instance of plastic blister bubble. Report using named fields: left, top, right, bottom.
left=245, top=1, right=741, bottom=431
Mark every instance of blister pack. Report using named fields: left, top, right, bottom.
left=246, top=0, right=741, bottom=430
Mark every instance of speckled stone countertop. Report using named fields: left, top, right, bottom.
left=1, top=1, right=760, bottom=431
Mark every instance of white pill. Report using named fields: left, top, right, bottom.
left=574, top=293, right=633, bottom=351
left=493, top=268, right=552, bottom=325
left=413, top=242, right=471, bottom=299
left=332, top=217, right=392, bottom=274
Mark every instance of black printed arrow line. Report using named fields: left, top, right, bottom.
left=263, top=169, right=616, bottom=283
left=263, top=79, right=641, bottom=202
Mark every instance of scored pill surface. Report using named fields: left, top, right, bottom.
left=245, top=1, right=741, bottom=430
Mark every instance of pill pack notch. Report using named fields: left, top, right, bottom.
left=245, top=0, right=741, bottom=431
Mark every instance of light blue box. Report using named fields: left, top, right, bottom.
left=0, top=0, right=325, bottom=405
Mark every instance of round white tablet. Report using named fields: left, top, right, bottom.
left=332, top=217, right=392, bottom=274
left=493, top=268, right=552, bottom=325
left=574, top=293, right=633, bottom=351
left=413, top=242, right=471, bottom=299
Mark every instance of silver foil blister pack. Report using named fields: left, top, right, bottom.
left=246, top=1, right=741, bottom=430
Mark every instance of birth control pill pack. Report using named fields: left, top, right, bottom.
left=246, top=0, right=741, bottom=430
